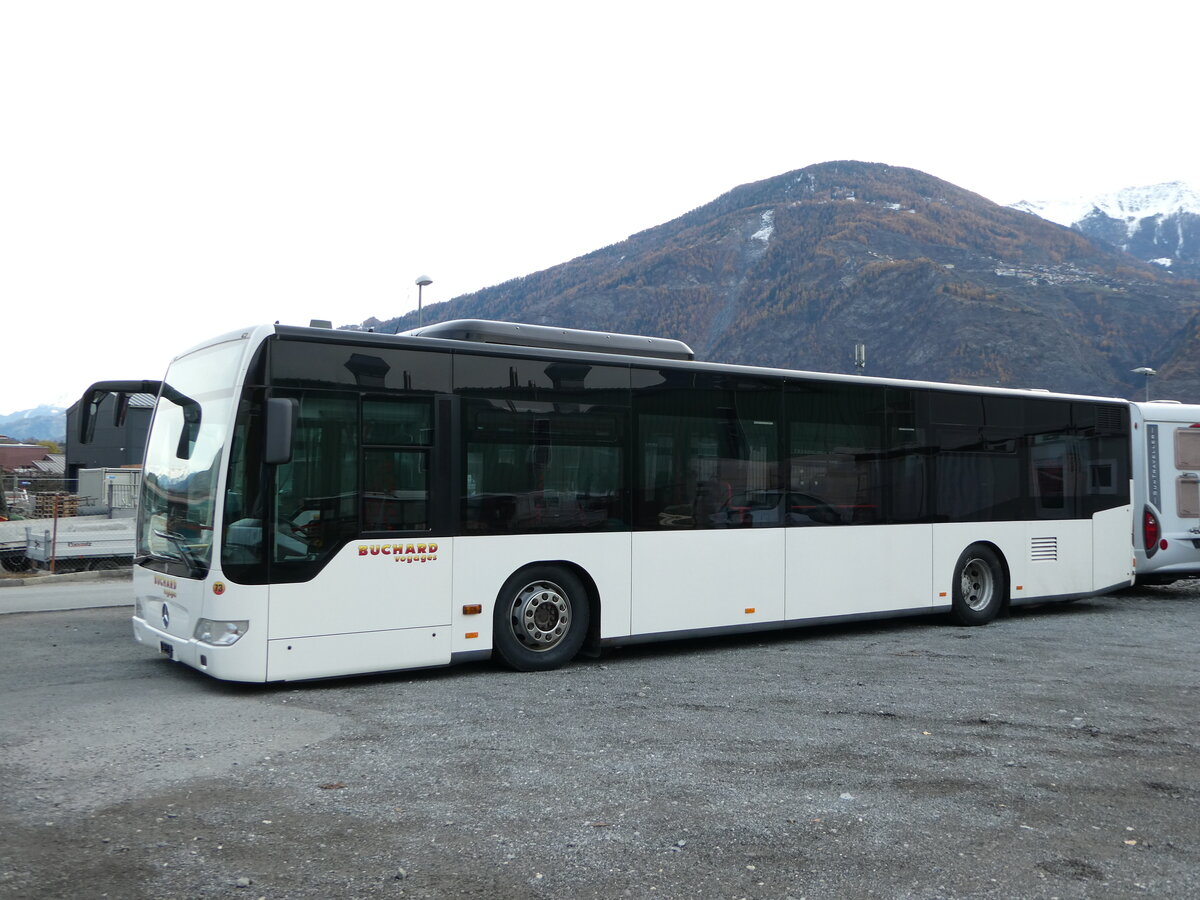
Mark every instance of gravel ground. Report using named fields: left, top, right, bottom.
left=1, top=584, right=1198, bottom=899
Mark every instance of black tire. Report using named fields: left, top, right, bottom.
left=1, top=554, right=31, bottom=573
left=492, top=565, right=590, bottom=672
left=949, top=544, right=1005, bottom=626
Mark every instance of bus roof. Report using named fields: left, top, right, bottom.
left=266, top=320, right=1127, bottom=406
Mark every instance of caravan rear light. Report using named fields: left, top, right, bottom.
left=1143, top=508, right=1161, bottom=558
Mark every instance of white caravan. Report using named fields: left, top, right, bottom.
left=1131, top=400, right=1200, bottom=584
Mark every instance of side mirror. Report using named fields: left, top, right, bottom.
left=264, top=397, right=297, bottom=465
left=114, top=393, right=130, bottom=427
left=78, top=380, right=164, bottom=444
left=176, top=401, right=201, bottom=461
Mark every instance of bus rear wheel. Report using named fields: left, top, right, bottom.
left=493, top=565, right=590, bottom=672
left=950, top=544, right=1005, bottom=626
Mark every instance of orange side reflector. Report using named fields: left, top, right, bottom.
left=465, top=632, right=479, bottom=639
left=1016, top=585, right=1023, bottom=591
left=938, top=592, right=947, bottom=598
left=462, top=604, right=483, bottom=616
left=745, top=608, right=756, bottom=614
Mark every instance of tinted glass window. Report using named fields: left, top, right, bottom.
left=1025, top=398, right=1073, bottom=435
left=983, top=396, right=1024, bottom=429
left=787, top=382, right=885, bottom=525
left=454, top=353, right=629, bottom=398
left=271, top=391, right=360, bottom=566
left=363, top=398, right=432, bottom=445
left=931, top=428, right=1024, bottom=522
left=362, top=397, right=433, bottom=533
left=364, top=448, right=428, bottom=531
left=271, top=339, right=452, bottom=393
left=462, top=399, right=626, bottom=533
left=222, top=387, right=268, bottom=574
left=456, top=355, right=630, bottom=534
left=634, top=369, right=780, bottom=529
left=928, top=392, right=983, bottom=426
left=886, top=388, right=928, bottom=523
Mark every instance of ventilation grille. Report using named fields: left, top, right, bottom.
left=1031, top=536, right=1058, bottom=561
left=1095, top=404, right=1126, bottom=435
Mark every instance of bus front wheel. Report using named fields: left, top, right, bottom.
left=493, top=566, right=591, bottom=672
left=950, top=544, right=1005, bottom=626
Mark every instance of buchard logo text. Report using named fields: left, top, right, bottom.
left=358, top=543, right=439, bottom=564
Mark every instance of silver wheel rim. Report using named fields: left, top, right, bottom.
left=509, top=580, right=572, bottom=652
left=961, top=558, right=994, bottom=611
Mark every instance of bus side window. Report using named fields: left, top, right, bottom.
left=461, top=399, right=627, bottom=534
left=272, top=391, right=359, bottom=563
left=634, top=371, right=779, bottom=529
left=362, top=398, right=432, bottom=533
left=787, top=383, right=885, bottom=526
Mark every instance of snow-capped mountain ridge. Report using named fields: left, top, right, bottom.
left=1012, top=181, right=1200, bottom=227
left=1009, top=181, right=1200, bottom=279
left=6, top=405, right=66, bottom=420
left=0, top=406, right=66, bottom=443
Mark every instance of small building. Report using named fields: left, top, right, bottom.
left=65, top=392, right=154, bottom=490
left=29, top=454, right=65, bottom=477
left=0, top=443, right=57, bottom=471
left=0, top=444, right=63, bottom=519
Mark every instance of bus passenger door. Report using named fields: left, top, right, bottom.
left=264, top=392, right=454, bottom=680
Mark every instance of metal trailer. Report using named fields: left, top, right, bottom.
left=19, top=518, right=135, bottom=572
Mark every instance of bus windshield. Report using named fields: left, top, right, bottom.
left=137, top=338, right=250, bottom=578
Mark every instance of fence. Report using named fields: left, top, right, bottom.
left=1, top=471, right=139, bottom=575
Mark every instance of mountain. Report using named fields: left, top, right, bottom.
left=1012, top=182, right=1200, bottom=279
left=0, top=406, right=67, bottom=443
left=362, top=161, right=1200, bottom=401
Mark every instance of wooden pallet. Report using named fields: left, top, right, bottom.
left=33, top=493, right=80, bottom=518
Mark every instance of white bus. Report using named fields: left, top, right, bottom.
left=79, top=320, right=1134, bottom=682
left=1131, top=400, right=1200, bottom=584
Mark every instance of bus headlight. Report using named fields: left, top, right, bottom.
left=194, top=618, right=249, bottom=646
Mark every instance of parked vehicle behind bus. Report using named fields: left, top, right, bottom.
left=1131, top=400, right=1200, bottom=584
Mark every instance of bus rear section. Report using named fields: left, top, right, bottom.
left=1132, top=401, right=1200, bottom=584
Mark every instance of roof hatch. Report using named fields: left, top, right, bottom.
left=404, top=319, right=695, bottom=361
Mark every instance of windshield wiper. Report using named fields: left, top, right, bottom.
left=153, top=529, right=205, bottom=578
left=135, top=548, right=186, bottom=569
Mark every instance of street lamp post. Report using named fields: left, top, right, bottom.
left=1131, top=366, right=1157, bottom=402
left=415, top=275, right=432, bottom=328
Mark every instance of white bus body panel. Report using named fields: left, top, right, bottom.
left=1131, top=402, right=1200, bottom=580
left=631, top=530, right=785, bottom=634
left=787, top=524, right=933, bottom=619
left=1092, top=503, right=1135, bottom=590
left=265, top=539, right=453, bottom=680
left=266, top=627, right=450, bottom=681
left=131, top=565, right=271, bottom=683
left=452, top=532, right=633, bottom=653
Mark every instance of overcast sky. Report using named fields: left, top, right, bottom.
left=2, top=0, right=1197, bottom=416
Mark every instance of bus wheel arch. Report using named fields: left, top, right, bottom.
left=949, top=542, right=1008, bottom=626
left=492, top=561, right=594, bottom=671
